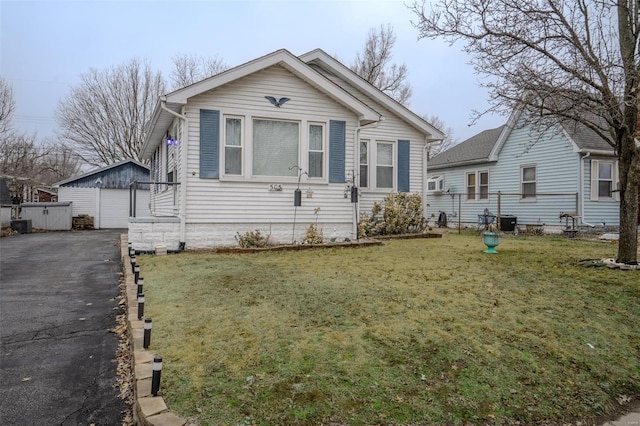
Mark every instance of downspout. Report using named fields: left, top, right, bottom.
left=160, top=101, right=189, bottom=248
left=424, top=139, right=442, bottom=223
left=580, top=152, right=596, bottom=227
left=353, top=118, right=382, bottom=238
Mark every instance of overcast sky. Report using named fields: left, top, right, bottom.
left=0, top=0, right=504, bottom=144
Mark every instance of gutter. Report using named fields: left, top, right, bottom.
left=160, top=101, right=189, bottom=247
left=579, top=152, right=596, bottom=227
left=423, top=138, right=443, bottom=220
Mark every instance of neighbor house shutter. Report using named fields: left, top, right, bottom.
left=200, top=109, right=220, bottom=179
left=329, top=120, right=346, bottom=183
left=397, top=140, right=410, bottom=192
left=590, top=159, right=598, bottom=201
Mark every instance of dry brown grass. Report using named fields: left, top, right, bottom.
left=139, top=233, right=639, bottom=425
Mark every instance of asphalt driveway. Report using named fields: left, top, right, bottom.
left=0, top=229, right=127, bottom=425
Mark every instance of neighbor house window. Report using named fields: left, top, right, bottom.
left=224, top=117, right=243, bottom=175
left=479, top=171, right=489, bottom=199
left=598, top=162, right=613, bottom=198
left=359, top=140, right=368, bottom=188
left=376, top=141, right=394, bottom=189
left=591, top=160, right=616, bottom=201
left=253, top=119, right=299, bottom=177
left=427, top=175, right=444, bottom=192
left=521, top=165, right=536, bottom=199
left=308, top=123, right=324, bottom=178
left=466, top=172, right=476, bottom=200
left=466, top=171, right=489, bottom=200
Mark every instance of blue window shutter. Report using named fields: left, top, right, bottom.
left=329, top=120, right=346, bottom=183
left=200, top=109, right=220, bottom=179
left=397, top=140, right=410, bottom=192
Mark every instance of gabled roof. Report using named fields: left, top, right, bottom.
left=429, top=125, right=506, bottom=170
left=430, top=108, right=615, bottom=170
left=299, top=49, right=445, bottom=140
left=53, top=159, right=149, bottom=187
left=142, top=49, right=384, bottom=158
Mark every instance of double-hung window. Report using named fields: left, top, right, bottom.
left=252, top=119, right=299, bottom=177
left=359, top=140, right=369, bottom=188
left=224, top=116, right=243, bottom=175
left=376, top=141, right=394, bottom=189
left=521, top=165, right=536, bottom=199
left=466, top=172, right=476, bottom=200
left=308, top=123, right=324, bottom=178
left=466, top=171, right=489, bottom=200
left=591, top=160, right=616, bottom=201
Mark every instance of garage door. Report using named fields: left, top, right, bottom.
left=99, top=189, right=130, bottom=228
left=99, top=189, right=150, bottom=228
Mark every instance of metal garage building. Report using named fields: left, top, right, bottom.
left=55, top=159, right=150, bottom=229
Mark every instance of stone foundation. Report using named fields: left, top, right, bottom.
left=128, top=217, right=355, bottom=251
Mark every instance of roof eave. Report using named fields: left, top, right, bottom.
left=299, top=49, right=445, bottom=139
left=429, top=158, right=496, bottom=170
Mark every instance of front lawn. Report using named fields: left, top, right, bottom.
left=139, top=233, right=639, bottom=425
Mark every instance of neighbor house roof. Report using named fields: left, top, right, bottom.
left=429, top=125, right=506, bottom=170
left=53, top=159, right=149, bottom=188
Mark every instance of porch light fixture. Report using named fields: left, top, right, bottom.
left=166, top=131, right=179, bottom=146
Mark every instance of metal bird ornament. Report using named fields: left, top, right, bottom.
left=265, top=96, right=291, bottom=107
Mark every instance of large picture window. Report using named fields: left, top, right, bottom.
left=252, top=119, right=299, bottom=177
left=521, top=166, right=536, bottom=199
left=376, top=142, right=394, bottom=189
left=308, top=123, right=324, bottom=178
left=224, top=117, right=242, bottom=175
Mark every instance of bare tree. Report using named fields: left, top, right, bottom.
left=0, top=77, right=16, bottom=134
left=412, top=0, right=639, bottom=262
left=170, top=53, right=229, bottom=90
left=423, top=114, right=458, bottom=157
left=56, top=58, right=165, bottom=166
left=351, top=24, right=413, bottom=105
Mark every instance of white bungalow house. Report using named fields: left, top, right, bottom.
left=129, top=49, right=444, bottom=250
left=426, top=108, right=621, bottom=233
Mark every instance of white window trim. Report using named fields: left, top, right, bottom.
left=520, top=165, right=537, bottom=201
left=359, top=139, right=369, bottom=189
left=427, top=175, right=444, bottom=193
left=221, top=115, right=244, bottom=179
left=465, top=170, right=489, bottom=201
left=307, top=122, right=326, bottom=181
left=591, top=159, right=618, bottom=202
left=373, top=140, right=396, bottom=191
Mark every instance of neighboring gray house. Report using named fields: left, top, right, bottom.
left=54, top=159, right=151, bottom=229
left=426, top=109, right=620, bottom=232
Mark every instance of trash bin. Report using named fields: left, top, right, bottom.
left=500, top=215, right=517, bottom=232
left=11, top=219, right=32, bottom=234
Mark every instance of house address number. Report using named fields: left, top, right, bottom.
left=268, top=184, right=283, bottom=191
